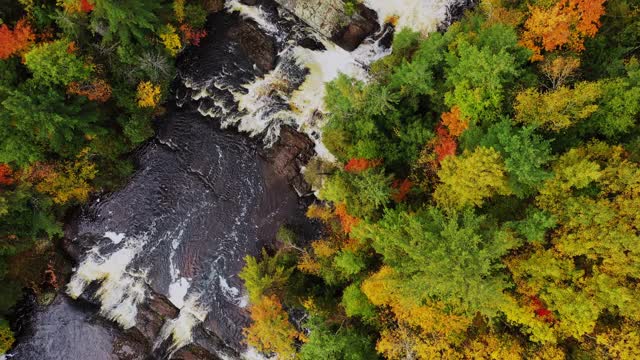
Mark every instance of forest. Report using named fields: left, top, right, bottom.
left=0, top=0, right=212, bottom=352
left=240, top=0, right=640, bottom=358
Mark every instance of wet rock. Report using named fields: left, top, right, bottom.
left=261, top=126, right=316, bottom=196
left=332, top=3, right=380, bottom=51
left=227, top=20, right=277, bottom=72
left=274, top=0, right=379, bottom=50
left=335, top=21, right=372, bottom=51
left=59, top=109, right=308, bottom=359
left=9, top=295, right=149, bottom=360
left=134, top=294, right=179, bottom=341
left=172, top=345, right=220, bottom=360
left=438, top=0, right=478, bottom=32
left=202, top=0, right=225, bottom=13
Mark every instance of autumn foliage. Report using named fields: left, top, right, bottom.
left=244, top=295, right=299, bottom=358
left=521, top=0, right=606, bottom=61
left=530, top=296, right=554, bottom=322
left=61, top=0, right=94, bottom=13
left=429, top=107, right=469, bottom=164
left=391, top=178, right=412, bottom=203
left=68, top=79, right=112, bottom=102
left=0, top=19, right=35, bottom=59
left=160, top=25, right=182, bottom=56
left=33, top=150, right=97, bottom=205
left=136, top=81, right=162, bottom=108
left=0, top=322, right=14, bottom=355
left=433, top=125, right=457, bottom=163
left=80, top=0, right=94, bottom=13
left=239, top=1, right=640, bottom=358
left=44, top=263, right=60, bottom=290
left=344, top=158, right=382, bottom=173
left=334, top=202, right=359, bottom=234
left=0, top=164, right=14, bottom=186
left=180, top=24, right=207, bottom=46
left=440, top=106, right=468, bottom=137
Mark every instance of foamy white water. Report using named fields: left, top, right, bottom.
left=168, top=277, right=191, bottom=309
left=104, top=231, right=125, bottom=244
left=67, top=238, right=147, bottom=329
left=364, top=0, right=457, bottom=33
left=224, top=0, right=390, bottom=160
left=231, top=42, right=370, bottom=160
left=226, top=0, right=278, bottom=34
left=155, top=295, right=208, bottom=355
left=288, top=36, right=390, bottom=159
left=242, top=346, right=271, bottom=360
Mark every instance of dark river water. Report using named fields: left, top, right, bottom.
left=9, top=105, right=311, bottom=360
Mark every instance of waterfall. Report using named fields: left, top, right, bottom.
left=364, top=0, right=463, bottom=33
left=155, top=294, right=209, bottom=356
left=67, top=236, right=148, bottom=329
left=190, top=0, right=465, bottom=161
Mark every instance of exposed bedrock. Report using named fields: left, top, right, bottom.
left=272, top=0, right=379, bottom=50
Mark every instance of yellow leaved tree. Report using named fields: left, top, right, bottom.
left=34, top=148, right=97, bottom=204
left=160, top=24, right=182, bottom=56
left=434, top=146, right=511, bottom=210
left=136, top=81, right=161, bottom=108
left=520, top=0, right=606, bottom=61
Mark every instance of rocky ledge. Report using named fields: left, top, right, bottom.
left=260, top=125, right=316, bottom=196
left=272, top=0, right=379, bottom=50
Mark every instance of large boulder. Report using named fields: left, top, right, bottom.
left=274, top=0, right=379, bottom=50
left=261, top=126, right=316, bottom=196
left=227, top=20, right=277, bottom=72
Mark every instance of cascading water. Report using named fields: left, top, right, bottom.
left=364, top=0, right=462, bottom=33
left=185, top=0, right=392, bottom=161
left=7, top=0, right=465, bottom=359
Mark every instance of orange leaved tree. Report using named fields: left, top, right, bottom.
left=0, top=19, right=35, bottom=59
left=244, top=295, right=299, bottom=358
left=68, top=79, right=112, bottom=102
left=520, top=0, right=606, bottom=61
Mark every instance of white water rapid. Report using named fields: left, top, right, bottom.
left=364, top=0, right=460, bottom=33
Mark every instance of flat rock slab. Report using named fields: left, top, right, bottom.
left=274, top=0, right=378, bottom=50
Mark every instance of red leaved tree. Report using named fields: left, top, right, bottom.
left=80, top=0, right=94, bottom=13
left=0, top=164, right=14, bottom=186
left=530, top=296, right=555, bottom=323
left=344, top=158, right=382, bottom=173
left=433, top=125, right=457, bottom=163
left=391, top=178, right=413, bottom=203
left=180, top=24, right=207, bottom=46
